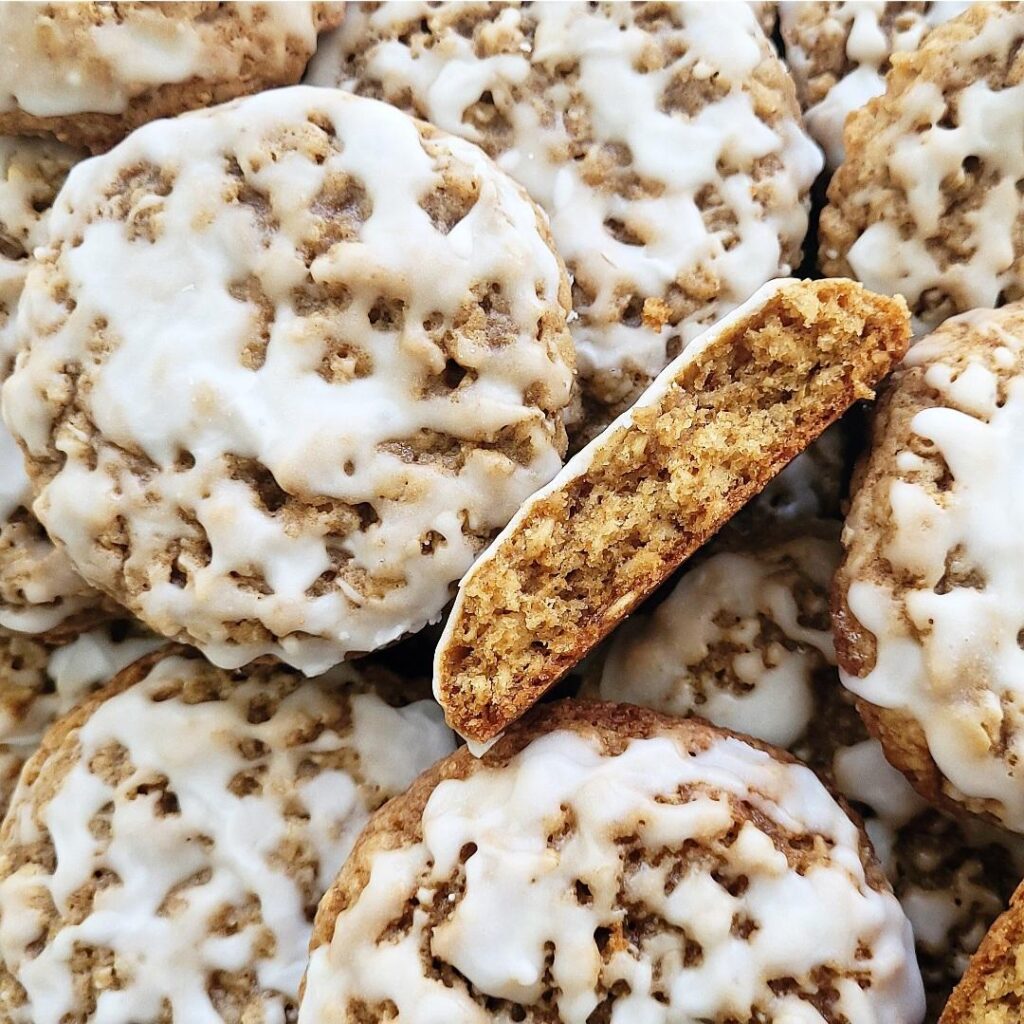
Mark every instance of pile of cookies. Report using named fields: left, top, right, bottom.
left=0, top=3, right=1021, bottom=1023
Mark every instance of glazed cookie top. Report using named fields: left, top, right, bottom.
left=0, top=135, right=83, bottom=366
left=300, top=703, right=923, bottom=1024
left=4, top=85, right=574, bottom=672
left=0, top=651, right=455, bottom=1024
left=0, top=136, right=108, bottom=637
left=836, top=303, right=1024, bottom=830
left=0, top=2, right=340, bottom=119
left=585, top=535, right=1023, bottom=1015
left=0, top=621, right=161, bottom=815
left=594, top=536, right=839, bottom=747
left=309, top=1, right=822, bottom=420
left=820, top=3, right=1024, bottom=328
left=779, top=1, right=968, bottom=167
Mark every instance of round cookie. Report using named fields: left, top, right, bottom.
left=590, top=535, right=840, bottom=747
left=0, top=136, right=113, bottom=639
left=779, top=2, right=969, bottom=168
left=3, top=85, right=575, bottom=673
left=586, top=537, right=1024, bottom=1019
left=0, top=648, right=455, bottom=1024
left=0, top=619, right=162, bottom=816
left=0, top=3, right=344, bottom=152
left=308, top=1, right=823, bottom=437
left=299, top=700, right=924, bottom=1024
left=820, top=3, right=1024, bottom=329
left=834, top=302, right=1024, bottom=832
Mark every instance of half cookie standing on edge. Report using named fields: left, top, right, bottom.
left=434, top=278, right=910, bottom=746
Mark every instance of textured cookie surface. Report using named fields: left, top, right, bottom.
left=591, top=535, right=840, bottom=747
left=0, top=621, right=161, bottom=817
left=434, top=277, right=909, bottom=744
left=299, top=701, right=924, bottom=1024
left=834, top=302, right=1024, bottom=832
left=820, top=3, right=1024, bottom=328
left=3, top=85, right=575, bottom=673
left=0, top=649, right=455, bottom=1024
left=0, top=2, right=343, bottom=151
left=780, top=1, right=968, bottom=167
left=0, top=136, right=111, bottom=638
left=587, top=536, right=1024, bottom=1021
left=310, top=0, right=822, bottom=434
left=940, top=879, right=1024, bottom=1024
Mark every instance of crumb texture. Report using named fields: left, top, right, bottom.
left=834, top=302, right=1024, bottom=832
left=0, top=2, right=343, bottom=150
left=820, top=3, right=1024, bottom=329
left=3, top=86, right=575, bottom=672
left=436, top=278, right=909, bottom=743
left=0, top=651, right=454, bottom=1024
left=299, top=702, right=924, bottom=1024
left=310, top=0, right=822, bottom=431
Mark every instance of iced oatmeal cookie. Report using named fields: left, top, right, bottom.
left=0, top=2, right=344, bottom=151
left=309, top=1, right=822, bottom=436
left=834, top=302, right=1024, bottom=832
left=820, top=3, right=1024, bottom=329
left=3, top=85, right=575, bottom=673
left=0, top=648, right=455, bottom=1024
left=583, top=533, right=1023, bottom=1021
left=299, top=700, right=924, bottom=1024
left=0, top=136, right=112, bottom=639
left=779, top=2, right=969, bottom=167
left=0, top=620, right=161, bottom=816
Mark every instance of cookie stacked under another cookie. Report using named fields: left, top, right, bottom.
left=0, top=2, right=344, bottom=151
left=0, top=649, right=455, bottom=1024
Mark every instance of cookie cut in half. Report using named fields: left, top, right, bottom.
left=0, top=648, right=454, bottom=1024
left=834, top=302, right=1024, bottom=834
left=0, top=3, right=343, bottom=152
left=940, top=877, right=1024, bottom=1024
left=3, top=85, right=575, bottom=674
left=299, top=700, right=925, bottom=1024
left=434, top=277, right=910, bottom=745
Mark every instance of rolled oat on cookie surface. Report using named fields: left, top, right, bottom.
left=3, top=85, right=576, bottom=674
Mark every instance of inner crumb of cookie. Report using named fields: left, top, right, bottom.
left=439, top=283, right=907, bottom=740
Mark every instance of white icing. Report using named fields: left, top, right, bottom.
left=841, top=309, right=1024, bottom=830
left=0, top=3, right=333, bottom=117
left=0, top=654, right=455, bottom=1024
left=780, top=2, right=967, bottom=167
left=821, top=6, right=1024, bottom=328
left=597, top=537, right=839, bottom=747
left=310, top=2, right=822, bottom=392
left=4, top=86, right=574, bottom=671
left=299, top=728, right=924, bottom=1024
